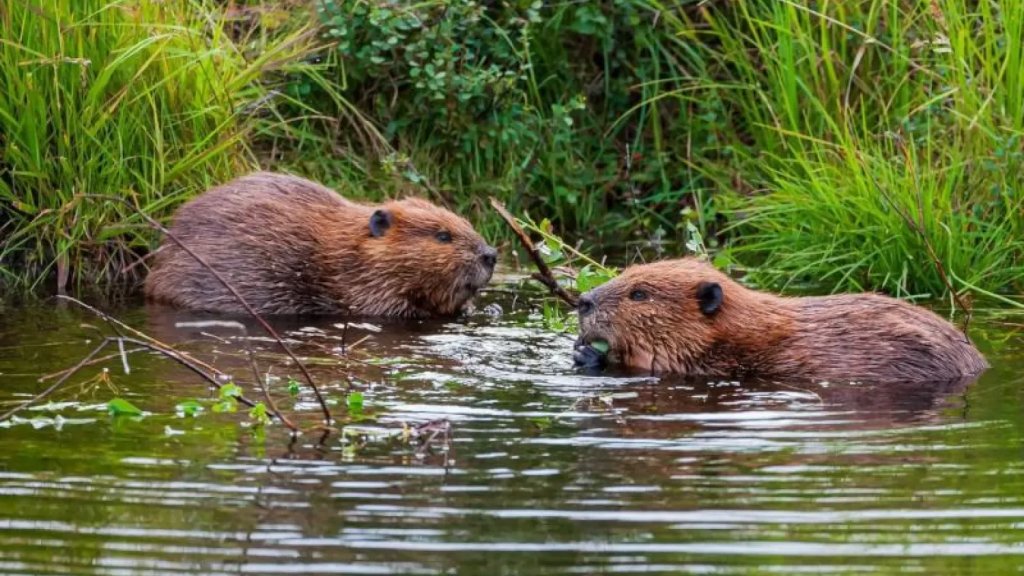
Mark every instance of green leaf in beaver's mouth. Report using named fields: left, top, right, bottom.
left=589, top=339, right=610, bottom=355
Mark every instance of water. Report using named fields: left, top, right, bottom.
left=1, top=276, right=1024, bottom=575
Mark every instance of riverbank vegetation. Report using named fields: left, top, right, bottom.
left=2, top=0, right=1022, bottom=304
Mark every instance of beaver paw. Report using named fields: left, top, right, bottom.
left=573, top=337, right=608, bottom=370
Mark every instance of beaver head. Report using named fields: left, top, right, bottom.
left=351, top=197, right=497, bottom=317
left=573, top=259, right=753, bottom=373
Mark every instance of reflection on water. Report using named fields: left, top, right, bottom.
left=1, top=286, right=1023, bottom=575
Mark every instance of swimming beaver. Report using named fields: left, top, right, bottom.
left=145, top=172, right=497, bottom=317
left=572, top=258, right=988, bottom=382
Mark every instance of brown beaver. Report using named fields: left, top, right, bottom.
left=572, top=258, right=988, bottom=383
left=144, top=172, right=497, bottom=317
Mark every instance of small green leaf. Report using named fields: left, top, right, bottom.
left=107, top=398, right=142, bottom=416
left=286, top=378, right=301, bottom=395
left=219, top=383, right=242, bottom=400
left=249, top=403, right=271, bottom=427
left=589, top=339, right=610, bottom=354
left=175, top=400, right=204, bottom=417
left=347, top=391, right=365, bottom=414
left=528, top=416, right=553, bottom=430
left=212, top=399, right=237, bottom=414
left=576, top=266, right=616, bottom=293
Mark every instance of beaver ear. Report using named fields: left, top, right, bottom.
left=369, top=209, right=392, bottom=237
left=696, top=281, right=723, bottom=316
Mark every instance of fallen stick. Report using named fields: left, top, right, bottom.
left=175, top=320, right=297, bottom=432
left=55, top=296, right=294, bottom=429
left=39, top=347, right=146, bottom=382
left=0, top=335, right=262, bottom=423
left=0, top=339, right=111, bottom=423
left=489, top=198, right=579, bottom=308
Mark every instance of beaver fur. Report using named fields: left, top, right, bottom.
left=145, top=172, right=497, bottom=317
left=573, top=258, right=988, bottom=383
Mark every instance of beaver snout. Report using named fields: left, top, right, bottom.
left=573, top=335, right=609, bottom=370
left=462, top=246, right=497, bottom=296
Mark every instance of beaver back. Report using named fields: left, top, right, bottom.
left=144, top=172, right=495, bottom=316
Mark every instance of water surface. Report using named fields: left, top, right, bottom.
left=1, top=280, right=1023, bottom=575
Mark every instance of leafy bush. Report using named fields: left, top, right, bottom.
left=305, top=0, right=717, bottom=243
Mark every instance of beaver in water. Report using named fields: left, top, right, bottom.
left=572, top=258, right=988, bottom=383
left=145, top=172, right=497, bottom=317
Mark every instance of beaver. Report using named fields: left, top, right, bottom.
left=144, top=172, right=497, bottom=317
left=572, top=258, right=988, bottom=383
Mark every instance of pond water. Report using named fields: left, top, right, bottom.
left=1, top=273, right=1024, bottom=575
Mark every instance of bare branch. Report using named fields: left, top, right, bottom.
left=489, top=198, right=579, bottom=308
left=175, top=320, right=297, bottom=431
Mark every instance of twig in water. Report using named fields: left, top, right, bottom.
left=489, top=197, right=579, bottom=308
left=0, top=339, right=110, bottom=422
left=0, top=335, right=262, bottom=423
left=176, top=320, right=297, bottom=432
left=39, top=347, right=147, bottom=382
left=57, top=296, right=222, bottom=378
left=42, top=297, right=272, bottom=415
left=117, top=338, right=130, bottom=375
left=411, top=418, right=453, bottom=459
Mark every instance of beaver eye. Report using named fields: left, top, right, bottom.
left=435, top=231, right=453, bottom=243
left=629, top=289, right=649, bottom=302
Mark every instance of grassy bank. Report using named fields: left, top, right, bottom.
left=699, top=0, right=1024, bottom=301
left=0, top=0, right=322, bottom=290
left=2, top=0, right=1022, bottom=304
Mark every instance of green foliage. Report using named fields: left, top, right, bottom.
left=588, top=340, right=610, bottom=355
left=3, top=0, right=1023, bottom=301
left=542, top=300, right=574, bottom=334
left=319, top=0, right=537, bottom=148
left=684, top=0, right=1024, bottom=298
left=248, top=403, right=271, bottom=427
left=175, top=400, right=204, bottom=418
left=212, top=383, right=242, bottom=414
left=301, top=0, right=715, bottom=243
left=522, top=216, right=618, bottom=290
left=0, top=0, right=319, bottom=291
left=107, top=398, right=142, bottom=417
left=346, top=391, right=364, bottom=415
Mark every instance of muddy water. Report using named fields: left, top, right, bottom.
left=1, top=279, right=1023, bottom=575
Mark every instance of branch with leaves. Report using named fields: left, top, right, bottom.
left=490, top=197, right=580, bottom=308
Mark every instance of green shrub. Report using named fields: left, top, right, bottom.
left=302, top=0, right=720, bottom=244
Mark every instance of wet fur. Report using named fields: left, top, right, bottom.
left=145, top=172, right=495, bottom=317
left=576, top=258, right=988, bottom=383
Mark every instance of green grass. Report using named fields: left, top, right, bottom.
left=663, top=0, right=1024, bottom=301
left=727, top=127, right=1024, bottom=301
left=0, top=0, right=321, bottom=291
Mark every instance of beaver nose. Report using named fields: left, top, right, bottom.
left=481, top=247, right=497, bottom=269
left=577, top=295, right=596, bottom=316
